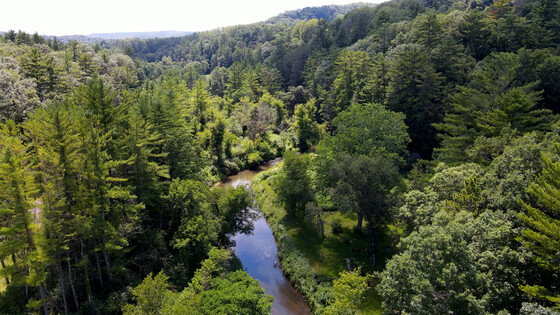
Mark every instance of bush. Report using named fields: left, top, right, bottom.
left=224, top=159, right=240, bottom=176
left=330, top=218, right=343, bottom=234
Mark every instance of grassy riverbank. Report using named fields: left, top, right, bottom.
left=252, top=167, right=393, bottom=315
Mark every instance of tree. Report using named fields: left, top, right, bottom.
left=318, top=103, right=409, bottom=162
left=293, top=99, right=321, bottom=152
left=315, top=103, right=408, bottom=241
left=0, top=121, right=48, bottom=314
left=167, top=179, right=218, bottom=274
left=414, top=12, right=443, bottom=49
left=0, top=58, right=40, bottom=122
left=324, top=270, right=369, bottom=315
left=331, top=154, right=400, bottom=260
left=25, top=103, right=86, bottom=315
left=20, top=48, right=53, bottom=101
left=435, top=52, right=554, bottom=164
left=122, top=271, right=172, bottom=315
left=379, top=210, right=530, bottom=314
left=386, top=44, right=442, bottom=158
left=123, top=249, right=272, bottom=315
left=215, top=186, right=254, bottom=245
left=519, top=144, right=560, bottom=308
left=330, top=50, right=372, bottom=118
left=190, top=79, right=210, bottom=128
left=276, top=151, right=313, bottom=217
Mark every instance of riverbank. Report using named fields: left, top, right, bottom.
left=252, top=168, right=331, bottom=314
left=252, top=166, right=389, bottom=315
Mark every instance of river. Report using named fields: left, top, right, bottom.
left=218, top=158, right=312, bottom=315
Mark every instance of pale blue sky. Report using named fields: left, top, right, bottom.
left=2, top=0, right=383, bottom=36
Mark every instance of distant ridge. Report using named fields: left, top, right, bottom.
left=266, top=2, right=375, bottom=25
left=87, top=31, right=192, bottom=40
left=40, top=31, right=192, bottom=44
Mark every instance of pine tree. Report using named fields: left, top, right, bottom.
left=20, top=48, right=49, bottom=101
left=0, top=121, right=48, bottom=314
left=435, top=53, right=554, bottom=164
left=386, top=44, right=442, bottom=158
left=519, top=145, right=560, bottom=308
left=25, top=104, right=83, bottom=315
left=331, top=50, right=372, bottom=116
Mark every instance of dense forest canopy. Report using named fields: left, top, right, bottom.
left=1, top=0, right=560, bottom=313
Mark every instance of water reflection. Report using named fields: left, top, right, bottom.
left=220, top=159, right=312, bottom=315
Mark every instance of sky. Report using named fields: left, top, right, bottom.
left=2, top=0, right=382, bottom=36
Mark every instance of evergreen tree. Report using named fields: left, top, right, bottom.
left=386, top=44, right=442, bottom=158
left=0, top=121, right=48, bottom=314
left=519, top=145, right=560, bottom=308
left=330, top=50, right=372, bottom=118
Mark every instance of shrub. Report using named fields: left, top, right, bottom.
left=330, top=218, right=343, bottom=234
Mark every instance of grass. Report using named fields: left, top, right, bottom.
left=284, top=212, right=394, bottom=315
left=253, top=168, right=398, bottom=315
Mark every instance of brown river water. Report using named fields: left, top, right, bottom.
left=218, top=158, right=312, bottom=315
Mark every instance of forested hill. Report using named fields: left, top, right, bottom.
left=114, top=2, right=380, bottom=63
left=265, top=3, right=376, bottom=25
left=1, top=0, right=560, bottom=313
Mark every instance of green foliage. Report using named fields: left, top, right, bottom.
left=252, top=173, right=332, bottom=314
left=275, top=151, right=314, bottom=217
left=331, top=154, right=401, bottom=233
left=324, top=270, right=370, bottom=315
left=2, top=0, right=560, bottom=313
left=379, top=210, right=530, bottom=314
left=321, top=103, right=409, bottom=160
left=194, top=271, right=273, bottom=314
left=330, top=50, right=372, bottom=116
left=122, top=271, right=171, bottom=315
left=519, top=144, right=560, bottom=308
left=124, top=249, right=272, bottom=315
left=386, top=44, right=442, bottom=157
left=435, top=52, right=554, bottom=164
left=294, top=99, right=321, bottom=152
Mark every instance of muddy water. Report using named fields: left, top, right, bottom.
left=219, top=159, right=312, bottom=315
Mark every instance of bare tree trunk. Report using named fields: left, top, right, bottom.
left=102, top=244, right=112, bottom=282
left=356, top=212, right=364, bottom=233
left=56, top=260, right=68, bottom=315
left=1, top=259, right=9, bottom=286
left=39, top=283, right=48, bottom=315
left=93, top=239, right=104, bottom=289
left=67, top=257, right=79, bottom=312
left=370, top=227, right=377, bottom=267
left=80, top=241, right=93, bottom=303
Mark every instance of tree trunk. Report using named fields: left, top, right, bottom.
left=370, top=226, right=377, bottom=267
left=356, top=212, right=364, bottom=233
left=93, top=239, right=104, bottom=289
left=67, top=257, right=79, bottom=312
left=56, top=259, right=68, bottom=315
left=102, top=242, right=112, bottom=282
left=39, top=283, right=48, bottom=315
left=1, top=259, right=9, bottom=285
left=80, top=241, right=93, bottom=303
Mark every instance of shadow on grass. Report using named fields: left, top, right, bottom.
left=281, top=211, right=397, bottom=315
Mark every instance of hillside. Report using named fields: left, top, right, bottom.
left=1, top=0, right=560, bottom=314
left=265, top=2, right=376, bottom=25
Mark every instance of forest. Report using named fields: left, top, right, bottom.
left=0, top=0, right=559, bottom=313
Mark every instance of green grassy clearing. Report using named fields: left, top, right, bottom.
left=283, top=211, right=395, bottom=314
left=255, top=169, right=398, bottom=315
